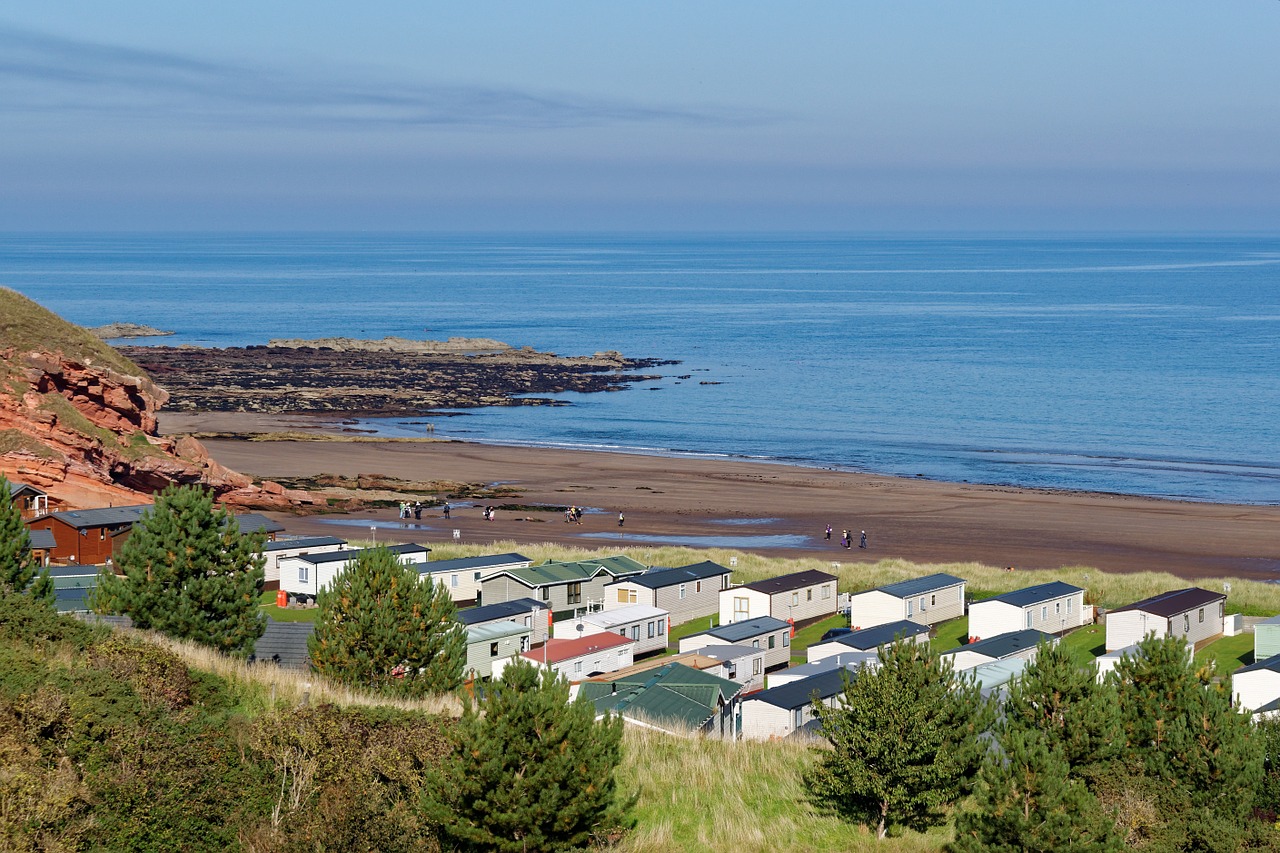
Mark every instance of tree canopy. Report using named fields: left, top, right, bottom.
left=423, top=657, right=628, bottom=852
left=806, top=638, right=994, bottom=838
left=93, top=484, right=265, bottom=655
left=0, top=474, right=53, bottom=606
left=308, top=546, right=466, bottom=695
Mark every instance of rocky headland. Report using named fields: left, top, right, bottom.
left=0, top=288, right=311, bottom=509
left=118, top=337, right=677, bottom=415
left=87, top=322, right=175, bottom=339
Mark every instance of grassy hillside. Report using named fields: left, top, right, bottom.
left=0, top=287, right=145, bottom=383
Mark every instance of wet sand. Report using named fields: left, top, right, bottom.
left=170, top=413, right=1280, bottom=582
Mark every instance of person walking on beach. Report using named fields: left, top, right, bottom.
left=574, top=506, right=583, bottom=525
left=618, top=511, right=625, bottom=528
left=442, top=502, right=450, bottom=520
left=825, top=524, right=832, bottom=541
left=413, top=501, right=422, bottom=520
left=859, top=530, right=867, bottom=549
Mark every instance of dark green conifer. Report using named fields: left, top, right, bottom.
left=0, top=474, right=55, bottom=607
left=952, top=726, right=1123, bottom=852
left=308, top=546, right=466, bottom=695
left=805, top=639, right=994, bottom=838
left=1002, top=639, right=1122, bottom=779
left=93, top=484, right=265, bottom=655
left=424, top=658, right=627, bottom=852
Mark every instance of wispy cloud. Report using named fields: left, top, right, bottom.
left=0, top=25, right=775, bottom=130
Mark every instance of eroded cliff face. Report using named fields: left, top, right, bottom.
left=0, top=345, right=312, bottom=510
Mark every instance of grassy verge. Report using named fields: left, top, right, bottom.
left=1060, top=623, right=1106, bottom=667
left=791, top=614, right=850, bottom=664
left=667, top=613, right=720, bottom=651
left=258, top=590, right=320, bottom=623
left=1195, top=633, right=1255, bottom=674
left=931, top=617, right=969, bottom=654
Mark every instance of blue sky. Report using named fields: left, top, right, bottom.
left=3, top=2, right=1278, bottom=231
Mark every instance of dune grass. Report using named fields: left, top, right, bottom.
left=614, top=726, right=947, bottom=853
left=420, top=540, right=1280, bottom=616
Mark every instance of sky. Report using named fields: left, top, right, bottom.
left=2, top=2, right=1279, bottom=232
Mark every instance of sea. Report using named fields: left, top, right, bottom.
left=2, top=232, right=1278, bottom=506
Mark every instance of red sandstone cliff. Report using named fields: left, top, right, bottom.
left=0, top=289, right=311, bottom=510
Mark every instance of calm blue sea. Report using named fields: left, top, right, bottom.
left=3, top=233, right=1279, bottom=505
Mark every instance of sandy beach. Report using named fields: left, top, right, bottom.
left=165, top=413, right=1280, bottom=583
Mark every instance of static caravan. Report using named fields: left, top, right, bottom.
left=942, top=629, right=1053, bottom=672
left=457, top=597, right=552, bottom=645
left=1256, top=615, right=1280, bottom=662
left=968, top=582, right=1086, bottom=641
left=412, top=552, right=532, bottom=605
left=767, top=653, right=877, bottom=689
left=261, top=536, right=347, bottom=591
left=479, top=556, right=646, bottom=618
left=464, top=620, right=532, bottom=680
left=740, top=668, right=852, bottom=741
left=1104, top=587, right=1227, bottom=652
left=806, top=620, right=931, bottom=664
left=691, top=644, right=769, bottom=694
left=719, top=570, right=838, bottom=625
left=1234, top=654, right=1280, bottom=715
left=847, top=573, right=967, bottom=629
left=48, top=562, right=101, bottom=613
left=579, top=662, right=744, bottom=739
left=679, top=616, right=793, bottom=670
left=497, top=633, right=635, bottom=682
left=604, top=561, right=732, bottom=626
left=278, top=543, right=429, bottom=599
left=553, top=604, right=669, bottom=657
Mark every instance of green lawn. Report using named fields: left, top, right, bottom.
left=931, top=617, right=968, bottom=654
left=1060, top=623, right=1106, bottom=667
left=258, top=590, right=320, bottom=623
left=789, top=614, right=851, bottom=663
left=666, top=613, right=720, bottom=652
left=1194, top=633, right=1255, bottom=674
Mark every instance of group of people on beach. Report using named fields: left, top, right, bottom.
left=399, top=501, right=423, bottom=520
left=565, top=506, right=584, bottom=524
left=825, top=524, right=867, bottom=550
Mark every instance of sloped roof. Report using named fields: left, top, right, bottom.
left=46, top=562, right=102, bottom=579
left=833, top=620, right=930, bottom=651
left=53, top=585, right=95, bottom=613
left=466, top=620, right=530, bottom=643
left=1110, top=587, right=1226, bottom=618
left=27, top=528, right=56, bottom=550
left=690, top=644, right=763, bottom=663
left=775, top=654, right=877, bottom=681
left=742, top=570, right=837, bottom=595
left=456, top=597, right=548, bottom=626
left=251, top=620, right=315, bottom=670
left=292, top=542, right=426, bottom=565
left=979, top=582, right=1083, bottom=608
left=498, top=555, right=646, bottom=588
left=47, top=505, right=151, bottom=529
left=969, top=657, right=1029, bottom=692
left=579, top=662, right=742, bottom=731
left=522, top=632, right=633, bottom=664
left=6, top=480, right=45, bottom=498
left=700, top=616, right=790, bottom=643
left=234, top=513, right=286, bottom=534
left=415, top=552, right=532, bottom=574
left=1236, top=652, right=1280, bottom=676
left=263, top=536, right=347, bottom=552
left=620, top=560, right=732, bottom=589
left=945, top=629, right=1052, bottom=661
left=747, top=668, right=853, bottom=710
left=871, top=573, right=967, bottom=599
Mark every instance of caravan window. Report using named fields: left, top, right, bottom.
left=298, top=565, right=309, bottom=584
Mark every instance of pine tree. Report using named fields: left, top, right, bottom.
left=0, top=474, right=54, bottom=606
left=1108, top=634, right=1262, bottom=847
left=805, top=639, right=995, bottom=838
left=93, top=484, right=265, bottom=655
left=423, top=658, right=627, bottom=852
left=952, top=726, right=1123, bottom=853
left=308, top=546, right=466, bottom=695
left=1002, top=639, right=1122, bottom=778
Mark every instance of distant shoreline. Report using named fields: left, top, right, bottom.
left=164, top=412, right=1280, bottom=583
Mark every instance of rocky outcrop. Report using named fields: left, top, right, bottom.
left=0, top=293, right=313, bottom=510
left=87, top=323, right=175, bottom=339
